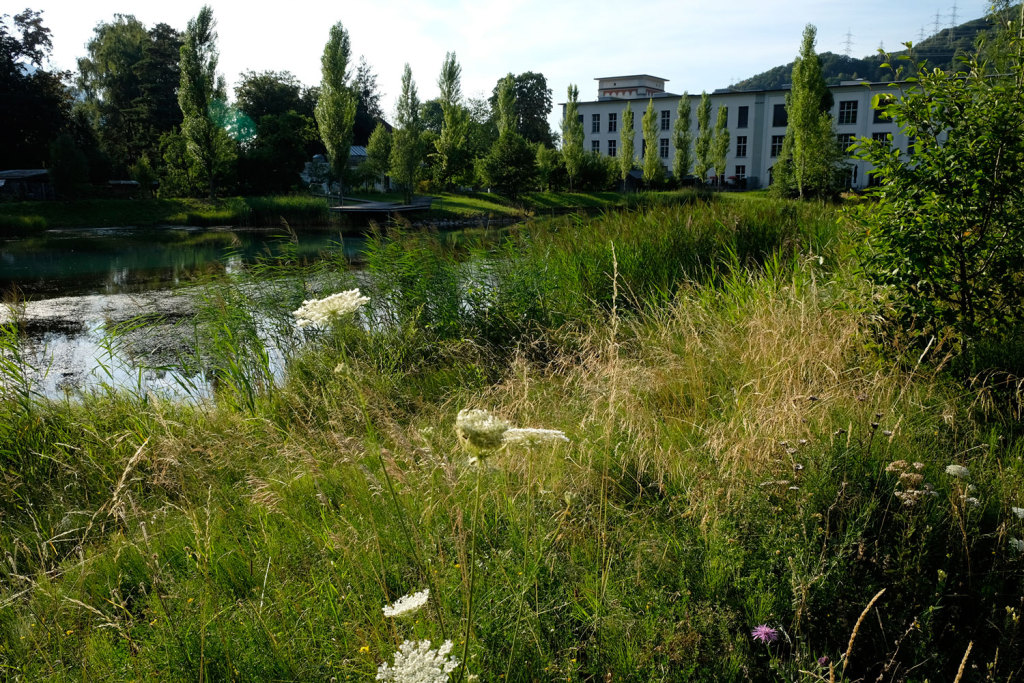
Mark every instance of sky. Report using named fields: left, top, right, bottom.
left=22, top=0, right=991, bottom=132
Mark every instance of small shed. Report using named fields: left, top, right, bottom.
left=0, top=169, right=54, bottom=200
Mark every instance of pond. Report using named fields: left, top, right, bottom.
left=0, top=225, right=368, bottom=399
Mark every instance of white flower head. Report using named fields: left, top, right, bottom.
left=1012, top=506, right=1024, bottom=520
left=503, top=428, right=570, bottom=448
left=945, top=464, right=969, bottom=479
left=1010, top=538, right=1024, bottom=553
left=293, top=288, right=369, bottom=328
left=382, top=589, right=429, bottom=618
left=376, top=639, right=460, bottom=682
left=455, top=408, right=509, bottom=451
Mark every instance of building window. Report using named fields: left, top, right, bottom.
left=737, top=106, right=749, bottom=128
left=873, top=95, right=894, bottom=123
left=872, top=131, right=891, bottom=146
left=661, top=110, right=671, bottom=130
left=736, top=135, right=747, bottom=157
left=641, top=139, right=646, bottom=158
left=772, top=104, right=787, bottom=127
left=907, top=136, right=916, bottom=156
left=592, top=113, right=600, bottom=133
left=836, top=133, right=856, bottom=155
left=608, top=139, right=616, bottom=157
left=838, top=100, right=858, bottom=125
left=608, top=112, right=617, bottom=133
left=735, top=165, right=746, bottom=178
left=659, top=138, right=669, bottom=159
left=577, top=114, right=583, bottom=124
left=770, top=134, right=785, bottom=157
left=592, top=139, right=600, bottom=153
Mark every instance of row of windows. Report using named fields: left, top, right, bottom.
left=586, top=105, right=754, bottom=135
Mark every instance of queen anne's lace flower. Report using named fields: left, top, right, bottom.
left=383, top=589, right=430, bottom=618
left=1012, top=506, right=1024, bottom=520
left=945, top=464, right=969, bottom=479
left=1010, top=538, right=1024, bottom=553
left=502, top=428, right=570, bottom=447
left=376, top=639, right=460, bottom=682
left=455, top=409, right=509, bottom=450
left=292, top=289, right=369, bottom=328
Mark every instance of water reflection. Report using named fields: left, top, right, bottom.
left=0, top=226, right=365, bottom=298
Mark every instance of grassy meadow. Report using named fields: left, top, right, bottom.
left=1, top=193, right=1022, bottom=681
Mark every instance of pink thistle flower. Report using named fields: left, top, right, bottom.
left=751, top=624, right=779, bottom=644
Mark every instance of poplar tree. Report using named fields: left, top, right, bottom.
left=711, top=105, right=730, bottom=187
left=561, top=84, right=584, bottom=191
left=672, top=93, right=692, bottom=184
left=389, top=64, right=424, bottom=204
left=694, top=91, right=713, bottom=184
left=618, top=102, right=635, bottom=186
left=178, top=5, right=233, bottom=200
left=434, top=51, right=469, bottom=188
left=315, top=22, right=358, bottom=202
left=774, top=24, right=843, bottom=199
left=641, top=98, right=663, bottom=185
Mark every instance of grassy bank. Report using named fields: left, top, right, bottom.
left=0, top=189, right=694, bottom=232
left=1, top=196, right=1021, bottom=680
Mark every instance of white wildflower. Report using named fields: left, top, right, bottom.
left=376, top=639, right=460, bottom=682
left=963, top=496, right=980, bottom=508
left=502, top=428, right=569, bottom=447
left=945, top=464, right=969, bottom=479
left=292, top=288, right=369, bottom=328
left=1012, top=507, right=1024, bottom=520
left=455, top=408, right=509, bottom=451
left=382, top=589, right=430, bottom=618
left=1010, top=538, right=1024, bottom=553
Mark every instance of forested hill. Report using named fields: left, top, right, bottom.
left=727, top=13, right=996, bottom=91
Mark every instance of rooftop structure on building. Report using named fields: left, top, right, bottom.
left=596, top=75, right=674, bottom=100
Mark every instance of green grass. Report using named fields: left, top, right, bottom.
left=0, top=196, right=1022, bottom=681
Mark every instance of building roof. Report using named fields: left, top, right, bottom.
left=595, top=75, right=669, bottom=82
left=0, top=169, right=49, bottom=180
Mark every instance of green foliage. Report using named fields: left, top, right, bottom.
left=177, top=6, right=234, bottom=200
left=711, top=105, right=730, bottom=186
left=478, top=129, right=536, bottom=199
left=433, top=53, right=471, bottom=189
left=390, top=64, right=425, bottom=204
left=314, top=22, right=358, bottom=196
left=618, top=102, right=635, bottom=184
left=76, top=15, right=183, bottom=176
left=489, top=71, right=555, bottom=146
left=535, top=144, right=564, bottom=191
left=856, top=6, right=1024, bottom=354
left=771, top=25, right=846, bottom=200
left=0, top=10, right=74, bottom=169
left=694, top=92, right=713, bottom=183
left=673, top=93, right=693, bottom=183
left=561, top=84, right=584, bottom=191
left=365, top=122, right=392, bottom=181
left=641, top=98, right=664, bottom=186
left=48, top=132, right=89, bottom=199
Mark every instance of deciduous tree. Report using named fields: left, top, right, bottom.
left=618, top=102, right=635, bottom=186
left=694, top=92, right=712, bottom=184
left=561, top=84, right=583, bottom=191
left=711, top=105, right=729, bottom=186
left=672, top=93, right=693, bottom=183
left=315, top=21, right=357, bottom=201
left=434, top=52, right=470, bottom=189
left=641, top=98, right=663, bottom=186
left=178, top=5, right=234, bottom=199
left=390, top=63, right=425, bottom=203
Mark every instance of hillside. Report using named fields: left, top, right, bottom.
left=728, top=13, right=995, bottom=90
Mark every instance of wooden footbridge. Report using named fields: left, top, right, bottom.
left=328, top=196, right=434, bottom=216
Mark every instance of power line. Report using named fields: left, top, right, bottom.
left=950, top=1, right=959, bottom=28
left=933, top=10, right=943, bottom=37
left=843, top=28, right=854, bottom=57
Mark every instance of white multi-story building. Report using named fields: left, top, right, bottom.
left=568, top=74, right=907, bottom=189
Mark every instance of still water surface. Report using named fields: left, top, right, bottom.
left=1, top=225, right=366, bottom=398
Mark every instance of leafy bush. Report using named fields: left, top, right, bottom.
left=856, top=8, right=1024, bottom=355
